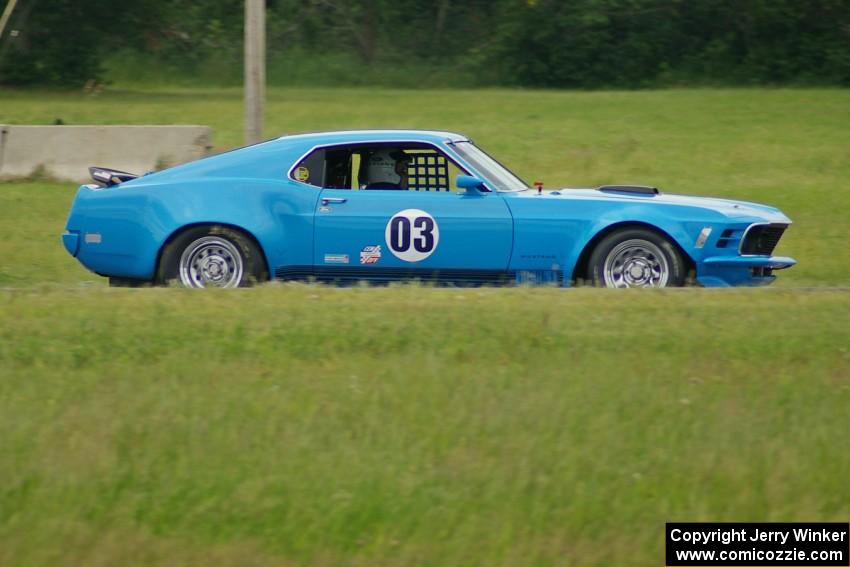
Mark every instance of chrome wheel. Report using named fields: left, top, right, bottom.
left=178, top=236, right=244, bottom=288
left=602, top=239, right=669, bottom=288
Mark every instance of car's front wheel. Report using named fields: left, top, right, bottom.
left=588, top=227, right=686, bottom=288
left=158, top=225, right=267, bottom=288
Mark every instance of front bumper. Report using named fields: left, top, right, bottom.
left=696, top=255, right=796, bottom=287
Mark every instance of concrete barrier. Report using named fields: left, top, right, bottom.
left=0, top=125, right=213, bottom=181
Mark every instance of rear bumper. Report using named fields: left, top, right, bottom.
left=62, top=231, right=80, bottom=257
left=696, top=255, right=796, bottom=287
left=61, top=184, right=160, bottom=280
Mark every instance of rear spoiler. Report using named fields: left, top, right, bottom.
left=89, top=166, right=139, bottom=187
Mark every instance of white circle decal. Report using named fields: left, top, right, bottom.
left=385, top=209, right=439, bottom=262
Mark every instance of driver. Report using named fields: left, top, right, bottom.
left=362, top=148, right=411, bottom=190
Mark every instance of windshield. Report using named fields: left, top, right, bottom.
left=450, top=141, right=528, bottom=192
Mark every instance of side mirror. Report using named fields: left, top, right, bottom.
left=456, top=174, right=486, bottom=195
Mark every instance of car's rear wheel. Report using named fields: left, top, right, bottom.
left=158, top=225, right=267, bottom=288
left=588, top=227, right=686, bottom=288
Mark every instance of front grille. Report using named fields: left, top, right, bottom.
left=740, top=224, right=787, bottom=255
left=716, top=228, right=742, bottom=249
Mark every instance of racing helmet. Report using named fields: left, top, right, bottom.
left=365, top=148, right=409, bottom=186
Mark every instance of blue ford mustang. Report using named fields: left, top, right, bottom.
left=62, top=130, right=795, bottom=288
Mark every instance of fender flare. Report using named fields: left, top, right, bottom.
left=568, top=220, right=696, bottom=283
left=155, top=222, right=271, bottom=281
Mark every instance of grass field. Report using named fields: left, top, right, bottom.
left=1, top=87, right=849, bottom=566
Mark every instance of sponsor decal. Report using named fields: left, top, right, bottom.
left=360, top=245, right=382, bottom=265
left=385, top=209, right=439, bottom=262
left=84, top=232, right=102, bottom=244
left=295, top=166, right=310, bottom=182
left=323, top=253, right=349, bottom=264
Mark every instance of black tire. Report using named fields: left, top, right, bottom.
left=157, top=225, right=268, bottom=288
left=588, top=227, right=686, bottom=288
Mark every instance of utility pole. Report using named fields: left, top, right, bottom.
left=0, top=0, right=20, bottom=40
left=244, top=0, right=265, bottom=145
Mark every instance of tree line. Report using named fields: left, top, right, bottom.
left=2, top=0, right=848, bottom=88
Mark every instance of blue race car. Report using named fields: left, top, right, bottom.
left=62, top=130, right=795, bottom=288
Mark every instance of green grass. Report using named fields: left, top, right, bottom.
left=1, top=286, right=849, bottom=566
left=0, top=182, right=100, bottom=286
left=1, top=87, right=849, bottom=566
left=101, top=50, right=474, bottom=90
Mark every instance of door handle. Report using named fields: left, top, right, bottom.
left=321, top=197, right=347, bottom=205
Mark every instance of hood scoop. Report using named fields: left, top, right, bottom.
left=598, top=185, right=660, bottom=196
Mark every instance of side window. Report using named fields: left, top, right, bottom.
left=292, top=149, right=326, bottom=187
left=404, top=150, right=451, bottom=192
left=291, top=149, right=352, bottom=189
left=355, top=147, right=467, bottom=192
left=291, top=143, right=468, bottom=191
left=325, top=150, right=352, bottom=188
left=405, top=154, right=465, bottom=192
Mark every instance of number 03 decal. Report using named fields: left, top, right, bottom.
left=385, top=209, right=440, bottom=262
